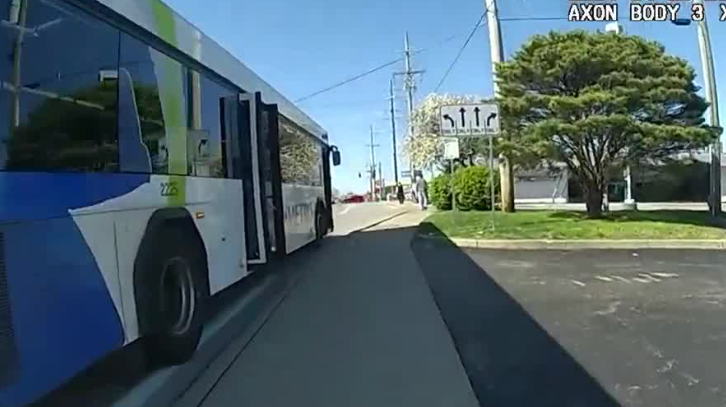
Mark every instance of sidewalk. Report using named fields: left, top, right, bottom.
left=176, top=214, right=477, bottom=407
left=358, top=208, right=431, bottom=232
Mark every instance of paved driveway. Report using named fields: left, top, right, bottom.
left=412, top=237, right=726, bottom=407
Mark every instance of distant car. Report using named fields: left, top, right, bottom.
left=342, top=195, right=365, bottom=204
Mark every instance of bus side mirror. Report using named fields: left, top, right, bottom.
left=331, top=147, right=341, bottom=166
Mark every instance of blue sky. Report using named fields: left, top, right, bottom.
left=166, top=0, right=726, bottom=194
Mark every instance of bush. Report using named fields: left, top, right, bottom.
left=429, top=173, right=453, bottom=210
left=453, top=166, right=497, bottom=211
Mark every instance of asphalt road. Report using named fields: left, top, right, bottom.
left=331, top=201, right=412, bottom=236
left=31, top=202, right=417, bottom=407
left=412, top=236, right=726, bottom=407
left=175, top=222, right=477, bottom=407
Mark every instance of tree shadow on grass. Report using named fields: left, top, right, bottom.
left=412, top=223, right=621, bottom=407
left=547, top=210, right=726, bottom=230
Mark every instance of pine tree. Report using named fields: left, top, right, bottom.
left=497, top=30, right=720, bottom=217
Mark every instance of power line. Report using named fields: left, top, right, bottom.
left=294, top=59, right=402, bottom=104
left=293, top=29, right=476, bottom=104
left=500, top=16, right=568, bottom=22
left=434, top=13, right=487, bottom=93
left=292, top=13, right=567, bottom=104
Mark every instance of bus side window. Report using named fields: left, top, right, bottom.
left=1, top=0, right=121, bottom=173
left=117, top=68, right=152, bottom=173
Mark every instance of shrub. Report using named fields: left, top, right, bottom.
left=429, top=173, right=453, bottom=210
left=453, top=166, right=497, bottom=211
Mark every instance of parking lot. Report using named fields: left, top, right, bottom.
left=413, top=235, right=726, bottom=407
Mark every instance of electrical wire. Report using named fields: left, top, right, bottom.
left=292, top=7, right=566, bottom=104
left=294, top=59, right=402, bottom=104
left=293, top=28, right=480, bottom=104
left=500, top=16, right=568, bottom=22
left=433, top=13, right=487, bottom=93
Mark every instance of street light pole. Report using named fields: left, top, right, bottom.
left=675, top=2, right=722, bottom=215
left=694, top=0, right=722, bottom=216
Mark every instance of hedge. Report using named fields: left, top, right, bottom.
left=430, top=166, right=498, bottom=211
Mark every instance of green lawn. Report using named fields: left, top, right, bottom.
left=424, top=210, right=726, bottom=240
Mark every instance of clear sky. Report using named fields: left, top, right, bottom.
left=165, top=0, right=726, bottom=194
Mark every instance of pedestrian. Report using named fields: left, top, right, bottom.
left=415, top=175, right=427, bottom=210
left=396, top=182, right=405, bottom=205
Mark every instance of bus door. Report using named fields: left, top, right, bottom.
left=254, top=95, right=287, bottom=259
left=221, top=93, right=266, bottom=265
left=222, top=92, right=285, bottom=265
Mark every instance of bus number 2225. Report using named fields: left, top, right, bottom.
left=160, top=182, right=179, bottom=197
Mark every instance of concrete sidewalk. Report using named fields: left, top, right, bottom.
left=176, top=217, right=477, bottom=407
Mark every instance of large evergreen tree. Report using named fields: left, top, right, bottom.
left=497, top=30, right=720, bottom=217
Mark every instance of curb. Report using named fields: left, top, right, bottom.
left=350, top=210, right=413, bottom=234
left=417, top=235, right=726, bottom=250
left=111, top=271, right=293, bottom=407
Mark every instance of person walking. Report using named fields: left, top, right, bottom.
left=415, top=175, right=428, bottom=210
left=396, top=182, right=405, bottom=205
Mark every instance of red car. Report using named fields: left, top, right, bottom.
left=342, top=194, right=365, bottom=204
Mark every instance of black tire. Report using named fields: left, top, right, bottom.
left=137, top=225, right=209, bottom=366
left=314, top=205, right=324, bottom=240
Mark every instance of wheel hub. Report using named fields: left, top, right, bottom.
left=160, top=258, right=195, bottom=335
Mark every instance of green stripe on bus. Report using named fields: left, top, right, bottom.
left=151, top=0, right=187, bottom=207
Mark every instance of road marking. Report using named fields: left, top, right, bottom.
left=595, top=301, right=621, bottom=316
left=639, top=273, right=662, bottom=283
left=651, top=272, right=679, bottom=279
left=632, top=277, right=651, bottom=283
left=339, top=205, right=354, bottom=215
left=571, top=280, right=586, bottom=287
left=657, top=359, right=677, bottom=373
left=595, top=276, right=613, bottom=282
left=681, top=372, right=700, bottom=386
left=612, top=275, right=631, bottom=283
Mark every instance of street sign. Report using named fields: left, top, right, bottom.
left=443, top=137, right=460, bottom=160
left=401, top=170, right=412, bottom=179
left=440, top=103, right=500, bottom=137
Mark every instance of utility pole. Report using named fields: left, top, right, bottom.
left=366, top=125, right=380, bottom=200
left=389, top=78, right=399, bottom=184
left=694, top=0, right=721, bottom=216
left=485, top=0, right=514, bottom=213
left=394, top=32, right=424, bottom=183
left=379, top=162, right=384, bottom=199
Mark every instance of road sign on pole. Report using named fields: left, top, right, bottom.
left=440, top=103, right=500, bottom=137
left=443, top=137, right=460, bottom=160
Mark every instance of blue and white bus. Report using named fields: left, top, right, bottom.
left=0, top=0, right=341, bottom=405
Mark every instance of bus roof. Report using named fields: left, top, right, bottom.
left=94, top=0, right=328, bottom=143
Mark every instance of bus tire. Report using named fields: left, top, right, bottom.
left=138, top=225, right=209, bottom=366
left=314, top=203, right=326, bottom=241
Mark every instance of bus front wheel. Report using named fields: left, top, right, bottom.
left=137, top=225, right=209, bottom=366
